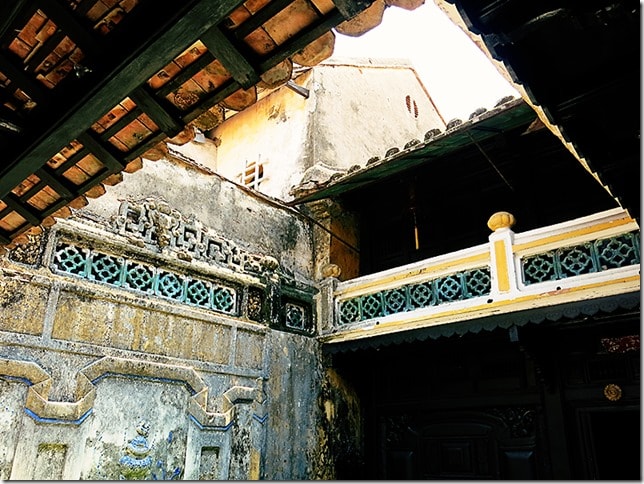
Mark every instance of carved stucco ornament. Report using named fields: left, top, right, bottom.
left=112, top=198, right=268, bottom=275
left=118, top=420, right=182, bottom=480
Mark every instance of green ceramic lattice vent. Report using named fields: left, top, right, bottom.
left=338, top=267, right=491, bottom=325
left=285, top=303, right=306, bottom=330
left=521, top=231, right=640, bottom=285
left=51, top=242, right=238, bottom=315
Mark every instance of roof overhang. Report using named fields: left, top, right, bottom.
left=289, top=97, right=535, bottom=204
left=0, top=0, right=381, bottom=246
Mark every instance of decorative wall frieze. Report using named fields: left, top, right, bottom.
left=338, top=266, right=491, bottom=325
left=47, top=236, right=315, bottom=334
left=111, top=198, right=266, bottom=276
left=45, top=201, right=317, bottom=335
left=50, top=241, right=242, bottom=318
left=0, top=356, right=266, bottom=430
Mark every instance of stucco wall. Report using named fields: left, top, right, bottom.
left=310, top=60, right=446, bottom=171
left=210, top=70, right=315, bottom=202
left=0, top=158, right=333, bottom=479
left=84, top=158, right=313, bottom=281
left=209, top=60, right=446, bottom=201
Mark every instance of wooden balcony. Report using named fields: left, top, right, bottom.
left=320, top=208, right=640, bottom=345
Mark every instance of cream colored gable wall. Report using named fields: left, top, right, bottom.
left=210, top=61, right=446, bottom=201
left=311, top=61, right=446, bottom=171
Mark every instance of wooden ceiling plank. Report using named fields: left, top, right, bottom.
left=98, top=108, right=142, bottom=142
left=3, top=193, right=41, bottom=226
left=52, top=147, right=89, bottom=175
left=121, top=132, right=167, bottom=163
left=75, top=169, right=113, bottom=193
left=201, top=25, right=259, bottom=89
left=258, top=10, right=344, bottom=73
left=181, top=78, right=239, bottom=125
left=130, top=86, right=183, bottom=137
left=0, top=0, right=247, bottom=199
left=25, top=29, right=68, bottom=74
left=155, top=53, right=215, bottom=98
left=35, top=166, right=76, bottom=200
left=19, top=179, right=48, bottom=203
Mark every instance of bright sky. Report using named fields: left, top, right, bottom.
left=329, top=1, right=520, bottom=121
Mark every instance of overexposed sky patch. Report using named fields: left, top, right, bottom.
left=330, top=1, right=519, bottom=121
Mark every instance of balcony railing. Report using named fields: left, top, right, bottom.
left=320, top=208, right=640, bottom=343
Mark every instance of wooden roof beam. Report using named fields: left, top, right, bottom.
left=0, top=52, right=48, bottom=104
left=77, top=131, right=127, bottom=172
left=130, top=86, right=184, bottom=138
left=232, top=0, right=293, bottom=40
left=25, top=29, right=68, bottom=73
left=181, top=79, right=239, bottom=125
left=35, top=166, right=75, bottom=200
left=3, top=193, right=41, bottom=226
left=331, top=0, right=377, bottom=19
left=258, top=10, right=344, bottom=72
left=155, top=54, right=215, bottom=98
left=201, top=25, right=259, bottom=89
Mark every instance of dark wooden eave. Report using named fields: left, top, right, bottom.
left=446, top=0, right=640, bottom=222
left=0, top=0, right=374, bottom=245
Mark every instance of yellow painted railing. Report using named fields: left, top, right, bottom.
left=321, top=208, right=640, bottom=343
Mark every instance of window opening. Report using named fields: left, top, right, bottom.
left=238, top=159, right=265, bottom=189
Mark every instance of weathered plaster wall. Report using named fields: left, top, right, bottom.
left=210, top=70, right=314, bottom=201
left=310, top=59, right=447, bottom=171
left=0, top=158, right=336, bottom=479
left=263, top=330, right=323, bottom=479
left=83, top=158, right=313, bottom=280
left=209, top=60, right=447, bottom=202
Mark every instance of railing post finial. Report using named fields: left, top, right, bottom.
left=488, top=211, right=516, bottom=232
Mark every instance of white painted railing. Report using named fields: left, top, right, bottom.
left=320, top=208, right=640, bottom=343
